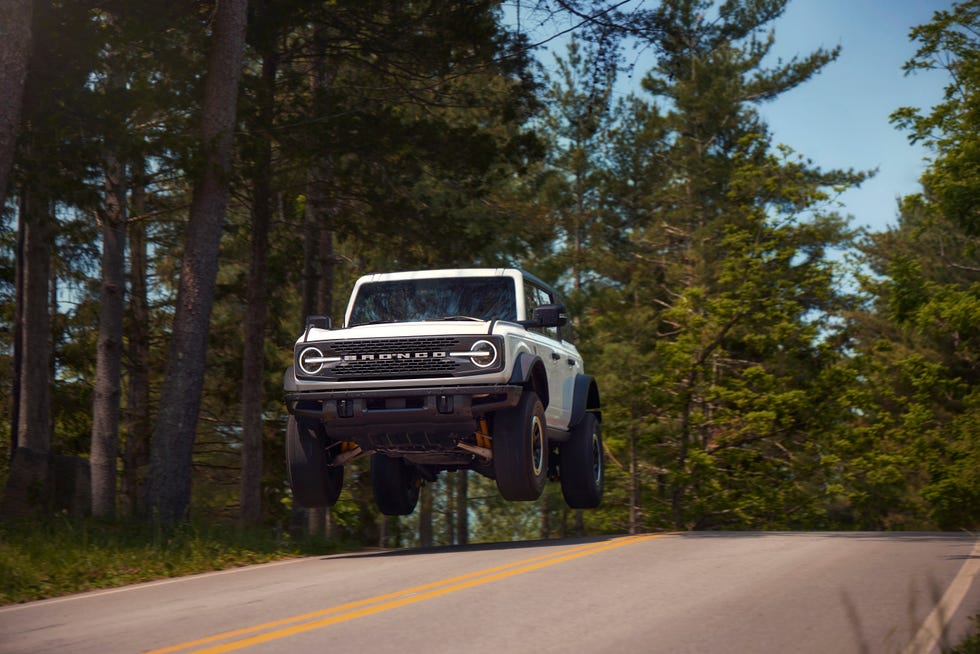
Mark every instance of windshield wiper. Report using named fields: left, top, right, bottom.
left=429, top=315, right=485, bottom=322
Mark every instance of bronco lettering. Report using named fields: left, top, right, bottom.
left=341, top=352, right=448, bottom=361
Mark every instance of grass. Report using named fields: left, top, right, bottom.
left=0, top=514, right=343, bottom=605
left=951, top=615, right=980, bottom=654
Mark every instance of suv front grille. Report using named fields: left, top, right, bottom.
left=332, top=337, right=461, bottom=379
left=334, top=337, right=459, bottom=355
left=301, top=336, right=464, bottom=380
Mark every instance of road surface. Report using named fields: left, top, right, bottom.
left=1, top=532, right=977, bottom=653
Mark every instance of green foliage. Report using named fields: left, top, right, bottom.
left=891, top=0, right=980, bottom=236
left=847, top=167, right=979, bottom=530
left=0, top=517, right=340, bottom=605
left=537, top=0, right=869, bottom=531
left=2, top=0, right=977, bottom=547
left=951, top=615, right=980, bottom=654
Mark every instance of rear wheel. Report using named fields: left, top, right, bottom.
left=559, top=412, right=603, bottom=509
left=286, top=416, right=344, bottom=507
left=371, top=454, right=421, bottom=516
left=493, top=390, right=548, bottom=501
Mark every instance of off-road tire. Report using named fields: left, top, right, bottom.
left=559, top=412, right=603, bottom=509
left=371, top=454, right=421, bottom=516
left=286, top=416, right=344, bottom=507
left=493, top=390, right=548, bottom=501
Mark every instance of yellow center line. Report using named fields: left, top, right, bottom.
left=148, top=533, right=666, bottom=654
left=146, top=537, right=613, bottom=654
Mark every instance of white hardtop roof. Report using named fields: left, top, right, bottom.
left=352, top=268, right=520, bottom=283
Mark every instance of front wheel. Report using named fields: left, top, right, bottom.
left=493, top=390, right=548, bottom=501
left=286, top=416, right=344, bottom=507
left=371, top=454, right=421, bottom=516
left=559, top=412, right=603, bottom=509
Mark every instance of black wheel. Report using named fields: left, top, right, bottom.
left=371, top=454, right=421, bottom=516
left=286, top=415, right=344, bottom=507
left=493, top=390, right=548, bottom=501
left=559, top=412, right=603, bottom=509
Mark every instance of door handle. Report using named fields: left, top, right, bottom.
left=550, top=352, right=561, bottom=361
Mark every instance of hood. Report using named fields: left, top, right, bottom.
left=297, top=319, right=503, bottom=344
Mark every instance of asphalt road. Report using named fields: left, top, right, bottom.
left=1, top=532, right=978, bottom=654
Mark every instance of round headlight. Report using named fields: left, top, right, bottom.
left=298, top=346, right=325, bottom=375
left=469, top=340, right=499, bottom=368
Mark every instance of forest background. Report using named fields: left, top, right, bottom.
left=0, top=0, right=977, bottom=550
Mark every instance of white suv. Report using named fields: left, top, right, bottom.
left=283, top=268, right=603, bottom=515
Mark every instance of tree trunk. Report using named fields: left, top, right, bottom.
left=629, top=423, right=638, bottom=535
left=123, top=163, right=150, bottom=517
left=672, top=392, right=693, bottom=531
left=456, top=470, right=468, bottom=545
left=317, top=220, right=334, bottom=321
left=305, top=508, right=325, bottom=537
left=145, top=0, right=248, bottom=523
left=308, top=23, right=336, bottom=321
left=378, top=515, right=388, bottom=548
left=1, top=189, right=52, bottom=518
left=10, top=196, right=25, bottom=461
left=298, top=28, right=338, bottom=534
left=300, top=178, right=322, bottom=536
left=301, top=179, right=318, bottom=320
left=16, top=191, right=50, bottom=454
left=0, top=0, right=32, bottom=209
left=419, top=483, right=433, bottom=547
left=90, top=147, right=127, bottom=519
left=240, top=48, right=278, bottom=529
left=444, top=472, right=455, bottom=545
left=300, top=183, right=337, bottom=536
left=540, top=493, right=551, bottom=539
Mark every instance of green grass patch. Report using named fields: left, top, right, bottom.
left=951, top=615, right=980, bottom=654
left=0, top=516, right=343, bottom=605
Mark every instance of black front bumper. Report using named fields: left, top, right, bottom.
left=285, top=384, right=523, bottom=440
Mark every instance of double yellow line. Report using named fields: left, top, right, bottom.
left=149, top=533, right=665, bottom=654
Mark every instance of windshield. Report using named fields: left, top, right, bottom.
left=348, top=276, right=517, bottom=325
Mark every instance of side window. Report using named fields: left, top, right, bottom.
left=524, top=282, right=558, bottom=339
left=522, top=282, right=537, bottom=323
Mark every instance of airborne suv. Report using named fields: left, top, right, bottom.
left=283, top=268, right=603, bottom=515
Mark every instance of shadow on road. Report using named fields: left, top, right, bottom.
left=329, top=530, right=976, bottom=561
left=668, top=530, right=975, bottom=543
left=326, top=534, right=621, bottom=560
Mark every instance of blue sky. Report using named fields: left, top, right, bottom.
left=757, top=0, right=949, bottom=233
left=527, top=0, right=951, bottom=234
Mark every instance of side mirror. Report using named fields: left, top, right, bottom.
left=531, top=303, right=567, bottom=328
left=306, top=315, right=331, bottom=330
left=303, top=315, right=331, bottom=339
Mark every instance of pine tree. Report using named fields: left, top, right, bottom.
left=146, top=0, right=249, bottom=523
left=1, top=0, right=103, bottom=518
left=891, top=0, right=980, bottom=237
left=567, top=0, right=868, bottom=529
left=839, top=0, right=980, bottom=529
left=0, top=0, right=32, bottom=210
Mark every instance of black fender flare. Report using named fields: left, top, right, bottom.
left=569, top=374, right=601, bottom=428
left=507, top=352, right=550, bottom=408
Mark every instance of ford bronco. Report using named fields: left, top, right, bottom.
left=283, top=268, right=602, bottom=515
